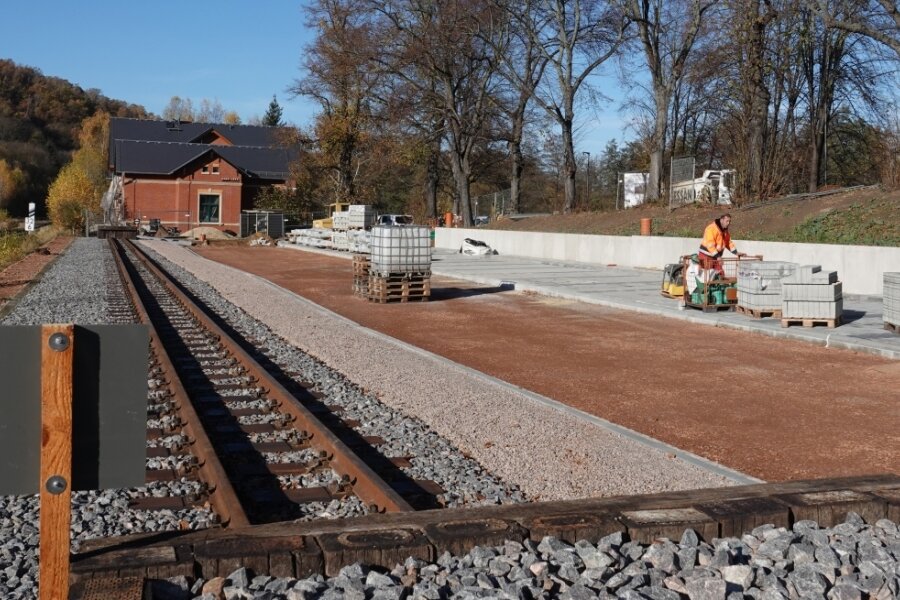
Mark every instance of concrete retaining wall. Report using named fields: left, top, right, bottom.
left=436, top=228, right=900, bottom=296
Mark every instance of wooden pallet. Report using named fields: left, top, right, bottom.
left=352, top=254, right=371, bottom=275
left=781, top=316, right=841, bottom=329
left=884, top=321, right=899, bottom=334
left=367, top=275, right=431, bottom=303
left=736, top=305, right=782, bottom=319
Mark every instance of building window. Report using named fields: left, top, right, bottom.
left=212, top=166, right=220, bottom=174
left=201, top=166, right=209, bottom=174
left=199, top=194, right=220, bottom=223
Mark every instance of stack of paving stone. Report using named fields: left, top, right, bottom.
left=781, top=265, right=843, bottom=326
left=885, top=272, right=900, bottom=332
left=736, top=261, right=796, bottom=317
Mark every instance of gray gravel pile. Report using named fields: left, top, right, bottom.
left=140, top=244, right=527, bottom=508
left=157, top=514, right=899, bottom=600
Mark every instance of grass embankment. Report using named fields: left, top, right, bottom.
left=491, top=187, right=900, bottom=246
left=0, top=226, right=61, bottom=270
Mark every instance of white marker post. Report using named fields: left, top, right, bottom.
left=25, top=202, right=35, bottom=233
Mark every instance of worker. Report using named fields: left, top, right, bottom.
left=699, top=213, right=745, bottom=270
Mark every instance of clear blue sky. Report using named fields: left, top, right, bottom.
left=1, top=0, right=632, bottom=156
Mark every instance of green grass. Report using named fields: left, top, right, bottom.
left=0, top=226, right=60, bottom=270
left=788, top=198, right=900, bottom=246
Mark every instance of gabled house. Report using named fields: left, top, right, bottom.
left=108, top=118, right=294, bottom=233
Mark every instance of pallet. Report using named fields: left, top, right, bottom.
left=781, top=316, right=841, bottom=329
left=884, top=321, right=899, bottom=334
left=684, top=302, right=735, bottom=313
left=736, top=305, right=782, bottom=319
left=367, top=274, right=431, bottom=303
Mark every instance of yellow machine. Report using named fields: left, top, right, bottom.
left=660, top=263, right=684, bottom=298
left=312, top=202, right=350, bottom=229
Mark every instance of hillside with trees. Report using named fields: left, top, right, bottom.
left=0, top=59, right=148, bottom=216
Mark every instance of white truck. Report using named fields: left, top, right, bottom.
left=671, top=169, right=735, bottom=206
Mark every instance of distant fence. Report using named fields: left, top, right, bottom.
left=669, top=156, right=696, bottom=209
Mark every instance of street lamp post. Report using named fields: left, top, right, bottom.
left=582, top=152, right=591, bottom=209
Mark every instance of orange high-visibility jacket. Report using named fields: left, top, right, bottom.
left=699, top=219, right=736, bottom=257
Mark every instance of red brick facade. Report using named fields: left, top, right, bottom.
left=122, top=155, right=276, bottom=234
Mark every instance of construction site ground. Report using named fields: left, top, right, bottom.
left=193, top=243, right=900, bottom=483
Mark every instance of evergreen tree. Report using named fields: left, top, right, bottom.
left=262, top=95, right=284, bottom=127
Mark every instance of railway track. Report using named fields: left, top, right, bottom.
left=109, top=238, right=437, bottom=528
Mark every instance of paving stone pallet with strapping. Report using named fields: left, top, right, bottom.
left=737, top=261, right=796, bottom=312
left=781, top=265, right=843, bottom=322
left=885, top=272, right=900, bottom=328
left=69, top=474, right=900, bottom=598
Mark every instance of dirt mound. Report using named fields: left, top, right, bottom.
left=181, top=227, right=236, bottom=241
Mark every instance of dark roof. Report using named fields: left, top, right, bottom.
left=113, top=140, right=293, bottom=179
left=108, top=117, right=286, bottom=166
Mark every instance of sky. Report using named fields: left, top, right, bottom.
left=0, top=0, right=635, bottom=157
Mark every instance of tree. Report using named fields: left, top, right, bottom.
left=223, top=111, right=242, bottom=125
left=376, top=0, right=508, bottom=225
left=492, top=0, right=548, bottom=214
left=196, top=98, right=226, bottom=123
left=0, top=159, right=26, bottom=209
left=625, top=0, right=715, bottom=201
left=812, top=0, right=900, bottom=58
left=162, top=96, right=194, bottom=121
left=46, top=162, right=97, bottom=232
left=514, top=0, right=628, bottom=212
left=263, top=95, right=285, bottom=127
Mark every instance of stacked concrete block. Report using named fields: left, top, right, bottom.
left=737, top=261, right=796, bottom=311
left=781, top=265, right=843, bottom=321
left=885, top=272, right=900, bottom=328
left=347, top=204, right=375, bottom=229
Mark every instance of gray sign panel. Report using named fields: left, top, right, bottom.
left=0, top=325, right=148, bottom=495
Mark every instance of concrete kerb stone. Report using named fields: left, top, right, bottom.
left=184, top=244, right=762, bottom=486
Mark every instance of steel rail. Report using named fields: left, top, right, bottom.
left=120, top=239, right=414, bottom=514
left=109, top=239, right=252, bottom=528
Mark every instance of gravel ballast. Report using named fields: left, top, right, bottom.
left=0, top=239, right=217, bottom=600
left=159, top=514, right=899, bottom=600
left=145, top=240, right=736, bottom=500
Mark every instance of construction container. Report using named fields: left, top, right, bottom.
left=883, top=272, right=900, bottom=333
left=370, top=226, right=431, bottom=276
left=240, top=210, right=284, bottom=239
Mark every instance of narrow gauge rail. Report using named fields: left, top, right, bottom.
left=109, top=238, right=417, bottom=527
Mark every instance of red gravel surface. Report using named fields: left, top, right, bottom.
left=0, top=236, right=72, bottom=310
left=197, top=246, right=900, bottom=482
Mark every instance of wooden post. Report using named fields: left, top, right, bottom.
left=39, top=324, right=74, bottom=600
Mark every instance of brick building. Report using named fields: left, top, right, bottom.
left=108, top=118, right=293, bottom=233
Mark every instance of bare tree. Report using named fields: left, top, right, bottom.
left=813, top=0, right=900, bottom=58
left=375, top=0, right=507, bottom=226
left=625, top=0, right=716, bottom=201
left=514, top=0, right=627, bottom=213
left=291, top=0, right=382, bottom=203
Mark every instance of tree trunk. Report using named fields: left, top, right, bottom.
left=647, top=87, right=669, bottom=202
left=509, top=139, right=523, bottom=214
left=745, top=0, right=774, bottom=201
left=561, top=119, right=576, bottom=213
left=424, top=141, right=439, bottom=218
left=448, top=150, right=473, bottom=226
